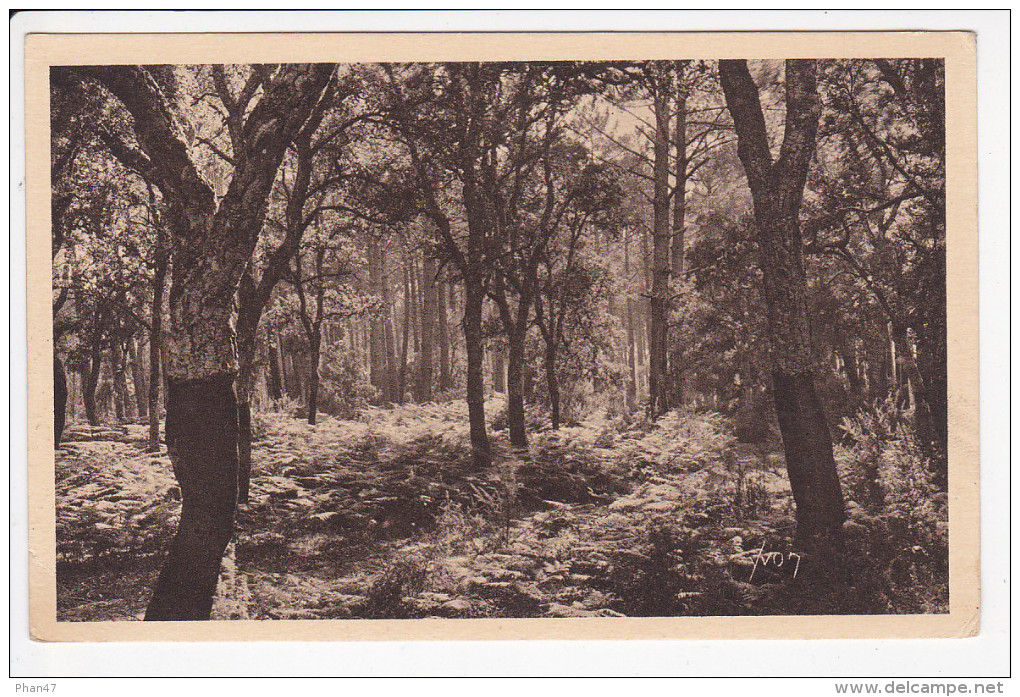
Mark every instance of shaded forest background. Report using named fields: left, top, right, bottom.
left=51, top=59, right=948, bottom=621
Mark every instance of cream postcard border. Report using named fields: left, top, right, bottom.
left=25, top=30, right=978, bottom=642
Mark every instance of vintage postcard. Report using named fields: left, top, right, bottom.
left=25, top=30, right=978, bottom=642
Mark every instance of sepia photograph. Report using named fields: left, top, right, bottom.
left=23, top=29, right=980, bottom=644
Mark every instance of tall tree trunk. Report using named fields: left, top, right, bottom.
left=545, top=341, right=561, bottom=430
left=397, top=266, right=411, bottom=405
left=148, top=273, right=164, bottom=452
left=506, top=323, right=528, bottom=448
left=267, top=336, right=283, bottom=401
left=892, top=324, right=942, bottom=483
left=417, top=256, right=437, bottom=401
left=450, top=283, right=459, bottom=383
left=624, top=231, right=637, bottom=411
left=81, top=63, right=336, bottom=621
left=837, top=337, right=863, bottom=406
left=720, top=58, right=845, bottom=552
left=437, top=278, right=452, bottom=391
left=380, top=249, right=399, bottom=403
left=648, top=74, right=672, bottom=418
left=278, top=336, right=293, bottom=400
left=112, top=340, right=130, bottom=421
left=53, top=356, right=67, bottom=447
left=410, top=260, right=421, bottom=356
left=669, top=88, right=689, bottom=407
left=368, top=240, right=386, bottom=401
left=914, top=326, right=948, bottom=489
left=463, top=282, right=492, bottom=468
left=307, top=333, right=321, bottom=425
left=147, top=241, right=241, bottom=622
left=638, top=224, right=651, bottom=398
left=83, top=321, right=103, bottom=427
left=129, top=338, right=148, bottom=419
left=146, top=241, right=240, bottom=622
left=234, top=271, right=259, bottom=505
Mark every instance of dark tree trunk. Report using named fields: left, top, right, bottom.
left=278, top=337, right=293, bottom=400
left=545, top=341, right=561, bottom=430
left=669, top=89, right=689, bottom=407
left=54, top=356, right=67, bottom=447
left=463, top=283, right=492, bottom=468
left=506, top=325, right=528, bottom=448
left=83, top=324, right=103, bottom=427
left=148, top=246, right=166, bottom=452
left=397, top=266, right=411, bottom=405
left=837, top=338, right=863, bottom=406
left=234, top=269, right=260, bottom=505
left=772, top=371, right=846, bottom=545
left=437, top=278, right=452, bottom=391
left=148, top=326, right=162, bottom=451
left=267, top=337, right=283, bottom=401
left=82, top=63, right=334, bottom=621
left=638, top=224, right=651, bottom=397
left=915, top=327, right=948, bottom=489
left=648, top=73, right=672, bottom=418
left=307, top=334, right=321, bottom=425
left=720, top=58, right=845, bottom=553
left=893, top=325, right=944, bottom=487
left=112, top=340, right=129, bottom=421
left=417, top=256, right=437, bottom=401
left=383, top=289, right=398, bottom=403
left=624, top=231, right=637, bottom=411
left=289, top=348, right=304, bottom=402
left=410, top=261, right=421, bottom=356
left=130, top=338, right=148, bottom=419
left=368, top=240, right=386, bottom=401
left=145, top=375, right=238, bottom=621
left=447, top=282, right=458, bottom=387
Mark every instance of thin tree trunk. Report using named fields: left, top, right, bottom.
left=397, top=266, right=411, bottom=405
left=837, top=338, right=863, bottom=406
left=148, top=289, right=163, bottom=451
left=892, top=325, right=939, bottom=471
left=368, top=240, right=386, bottom=401
left=449, top=282, right=459, bottom=386
left=267, top=336, right=283, bottom=401
left=437, top=277, right=451, bottom=391
left=129, top=338, right=148, bottom=419
left=112, top=340, right=130, bottom=421
left=638, top=225, right=650, bottom=398
left=54, top=356, right=67, bottom=447
left=463, top=282, right=492, bottom=468
left=83, top=320, right=104, bottom=427
left=418, top=256, right=437, bottom=401
left=914, top=326, right=948, bottom=488
left=669, top=89, right=688, bottom=407
left=379, top=248, right=398, bottom=403
left=307, top=333, right=321, bottom=425
left=545, top=341, right=561, bottom=430
left=410, top=259, right=421, bottom=357
left=624, top=231, right=637, bottom=411
left=648, top=75, right=672, bottom=418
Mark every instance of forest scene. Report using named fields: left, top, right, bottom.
left=50, top=58, right=949, bottom=622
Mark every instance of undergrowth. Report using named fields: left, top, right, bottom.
left=56, top=397, right=948, bottom=621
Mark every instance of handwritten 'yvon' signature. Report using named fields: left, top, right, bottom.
left=748, top=538, right=801, bottom=581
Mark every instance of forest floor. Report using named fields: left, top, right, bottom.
left=55, top=398, right=947, bottom=621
